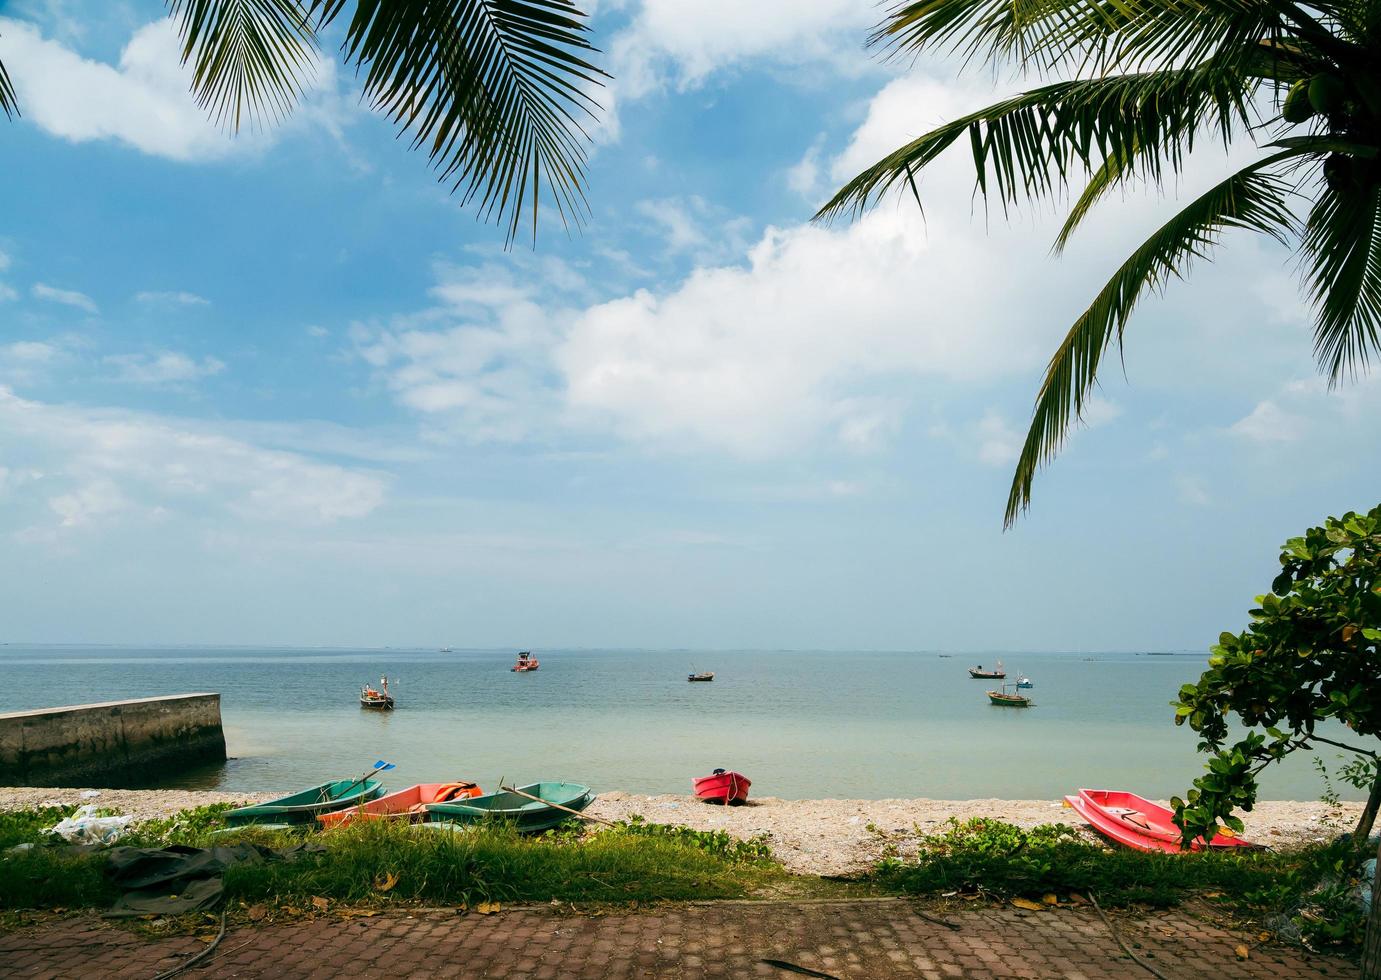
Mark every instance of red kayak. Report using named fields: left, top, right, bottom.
left=693, top=769, right=751, bottom=804
left=1065, top=789, right=1257, bottom=853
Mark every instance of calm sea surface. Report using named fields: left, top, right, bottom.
left=0, top=646, right=1358, bottom=801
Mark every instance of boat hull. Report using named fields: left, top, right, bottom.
left=692, top=771, right=750, bottom=804
left=425, top=781, right=594, bottom=833
left=1067, top=789, right=1257, bottom=852
left=987, top=691, right=1031, bottom=706
left=318, top=782, right=482, bottom=827
left=360, top=696, right=394, bottom=710
left=968, top=669, right=1006, bottom=679
left=224, top=779, right=386, bottom=826
left=688, top=673, right=714, bottom=682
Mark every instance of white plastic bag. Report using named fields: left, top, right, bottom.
left=45, top=804, right=132, bottom=844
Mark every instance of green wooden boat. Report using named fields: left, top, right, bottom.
left=223, top=779, right=386, bottom=827
left=424, top=782, right=594, bottom=833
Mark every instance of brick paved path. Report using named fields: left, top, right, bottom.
left=0, top=900, right=1358, bottom=979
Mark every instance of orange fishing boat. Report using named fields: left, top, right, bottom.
left=318, top=782, right=483, bottom=827
left=511, top=651, right=540, bottom=672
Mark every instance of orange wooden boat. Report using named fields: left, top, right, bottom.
left=1065, top=789, right=1257, bottom=853
left=318, top=782, right=482, bottom=827
left=693, top=769, right=751, bottom=804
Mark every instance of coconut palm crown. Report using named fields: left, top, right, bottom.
left=817, top=1, right=1381, bottom=526
left=0, top=1, right=604, bottom=242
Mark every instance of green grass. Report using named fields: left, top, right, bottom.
left=872, top=817, right=1370, bottom=951
left=0, top=805, right=784, bottom=913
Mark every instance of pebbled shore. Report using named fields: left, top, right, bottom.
left=0, top=787, right=1361, bottom=877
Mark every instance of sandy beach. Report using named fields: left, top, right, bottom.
left=1, top=787, right=1360, bottom=877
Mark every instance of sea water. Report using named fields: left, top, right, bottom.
left=0, top=646, right=1361, bottom=801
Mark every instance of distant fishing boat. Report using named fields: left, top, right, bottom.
left=1016, top=675, right=1033, bottom=689
left=1065, top=790, right=1258, bottom=853
left=987, top=683, right=1032, bottom=707
left=693, top=768, right=751, bottom=804
left=318, top=782, right=482, bottom=827
left=511, top=650, right=540, bottom=672
left=688, top=671, right=715, bottom=682
left=425, top=782, right=593, bottom=833
left=968, top=660, right=1006, bottom=679
left=224, top=779, right=386, bottom=827
left=360, top=676, right=395, bottom=709
left=438, top=646, right=454, bottom=653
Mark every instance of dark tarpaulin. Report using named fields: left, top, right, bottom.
left=101, top=842, right=323, bottom=918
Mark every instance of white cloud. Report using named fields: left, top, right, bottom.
left=105, top=350, right=226, bottom=385
left=975, top=412, right=1022, bottom=466
left=0, top=284, right=17, bottom=302
left=635, top=196, right=752, bottom=262
left=0, top=249, right=10, bottom=271
left=1230, top=399, right=1304, bottom=443
left=135, top=290, right=210, bottom=307
left=32, top=282, right=97, bottom=313
left=0, top=386, right=389, bottom=529
left=611, top=0, right=873, bottom=99
left=3, top=340, right=60, bottom=363
left=0, top=17, right=346, bottom=162
left=1176, top=475, right=1212, bottom=507
left=306, top=325, right=329, bottom=338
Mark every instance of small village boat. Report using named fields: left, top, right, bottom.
left=224, top=779, right=386, bottom=827
left=688, top=671, right=715, bottom=682
left=1016, top=675, right=1033, bottom=689
left=425, top=781, right=593, bottom=833
left=987, top=684, right=1032, bottom=707
left=317, top=782, right=483, bottom=827
left=1066, top=789, right=1258, bottom=853
left=693, top=769, right=751, bottom=804
left=511, top=650, right=540, bottom=672
left=360, top=675, right=395, bottom=709
left=968, top=660, right=1006, bottom=679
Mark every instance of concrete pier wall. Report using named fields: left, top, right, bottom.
left=0, top=694, right=226, bottom=787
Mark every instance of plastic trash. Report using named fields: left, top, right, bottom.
left=45, top=804, right=132, bottom=845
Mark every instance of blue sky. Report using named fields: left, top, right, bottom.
left=0, top=0, right=1376, bottom=650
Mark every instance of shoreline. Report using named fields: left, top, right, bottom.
left=0, top=787, right=1360, bottom=877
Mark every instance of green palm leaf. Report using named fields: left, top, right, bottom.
left=168, top=0, right=321, bottom=130
left=1005, top=152, right=1300, bottom=526
left=1302, top=175, right=1381, bottom=380
left=314, top=0, right=605, bottom=243
left=0, top=53, right=16, bottom=120
left=816, top=67, right=1255, bottom=223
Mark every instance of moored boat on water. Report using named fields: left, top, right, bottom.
left=987, top=683, right=1032, bottom=707
left=425, top=781, right=593, bottom=833
left=360, top=675, right=395, bottom=709
left=693, top=768, right=751, bottom=804
left=511, top=650, right=540, bottom=672
left=318, top=782, right=482, bottom=827
left=1065, top=789, right=1258, bottom=853
left=224, top=779, right=387, bottom=827
left=688, top=671, right=715, bottom=682
left=1016, top=675, right=1033, bottom=688
left=968, top=660, right=1006, bottom=679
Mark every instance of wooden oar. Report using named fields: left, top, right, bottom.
left=499, top=785, right=617, bottom=827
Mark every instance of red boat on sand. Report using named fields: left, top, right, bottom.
left=693, top=769, right=751, bottom=805
left=1065, top=789, right=1258, bottom=853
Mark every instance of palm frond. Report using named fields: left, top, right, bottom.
left=816, top=67, right=1255, bottom=224
left=313, top=0, right=605, bottom=244
left=0, top=52, right=16, bottom=120
left=167, top=0, right=321, bottom=131
left=1301, top=176, right=1381, bottom=381
left=1005, top=151, right=1300, bottom=527
left=873, top=0, right=1312, bottom=73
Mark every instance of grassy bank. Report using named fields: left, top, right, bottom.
left=0, top=805, right=783, bottom=913
left=874, top=818, right=1370, bottom=951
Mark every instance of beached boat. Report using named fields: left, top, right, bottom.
left=318, top=782, right=482, bottom=827
left=224, top=779, right=386, bottom=827
left=688, top=671, right=715, bottom=682
left=425, top=781, right=593, bottom=833
left=693, top=769, right=751, bottom=804
left=1065, top=789, right=1258, bottom=853
left=968, top=660, right=1006, bottom=679
left=360, top=675, right=395, bottom=709
left=987, top=684, right=1032, bottom=707
left=511, top=651, right=540, bottom=672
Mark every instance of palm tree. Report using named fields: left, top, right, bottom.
left=816, top=1, right=1381, bottom=527
left=0, top=1, right=604, bottom=242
